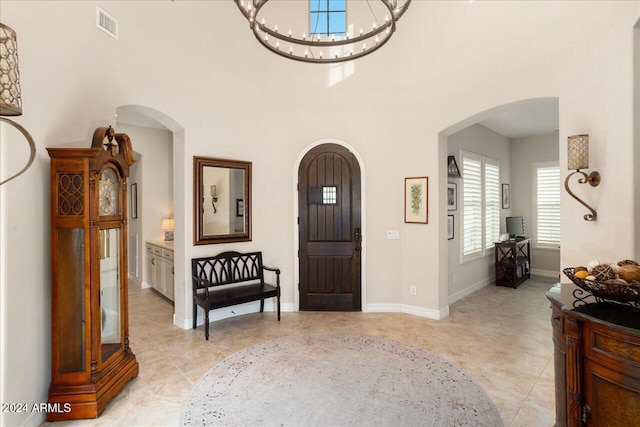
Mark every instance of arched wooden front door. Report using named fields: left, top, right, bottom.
left=298, top=144, right=361, bottom=311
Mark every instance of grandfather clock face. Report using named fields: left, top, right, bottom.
left=98, top=168, right=119, bottom=216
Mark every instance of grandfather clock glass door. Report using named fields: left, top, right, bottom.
left=47, top=126, right=138, bottom=421
left=99, top=228, right=121, bottom=362
left=56, top=227, right=86, bottom=373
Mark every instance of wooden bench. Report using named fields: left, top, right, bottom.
left=191, top=251, right=280, bottom=340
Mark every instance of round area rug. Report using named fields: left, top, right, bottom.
left=181, top=333, right=503, bottom=426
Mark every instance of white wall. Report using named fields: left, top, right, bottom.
left=0, top=2, right=638, bottom=425
left=446, top=124, right=512, bottom=302
left=511, top=133, right=560, bottom=276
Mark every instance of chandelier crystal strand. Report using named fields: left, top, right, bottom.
left=234, top=0, right=412, bottom=64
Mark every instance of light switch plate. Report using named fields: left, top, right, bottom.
left=385, top=230, right=400, bottom=240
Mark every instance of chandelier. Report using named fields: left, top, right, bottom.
left=234, top=0, right=412, bottom=64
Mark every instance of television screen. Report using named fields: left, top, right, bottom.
left=506, top=216, right=525, bottom=238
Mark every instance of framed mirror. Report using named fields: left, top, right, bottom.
left=194, top=156, right=252, bottom=245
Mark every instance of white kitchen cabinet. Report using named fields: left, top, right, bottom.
left=145, top=241, right=174, bottom=302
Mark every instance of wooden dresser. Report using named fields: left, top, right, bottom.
left=548, top=288, right=640, bottom=426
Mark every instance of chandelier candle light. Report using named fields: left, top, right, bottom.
left=235, top=0, right=412, bottom=64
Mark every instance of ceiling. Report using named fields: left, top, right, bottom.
left=479, top=99, right=559, bottom=139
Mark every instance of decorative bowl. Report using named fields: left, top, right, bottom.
left=563, top=267, right=640, bottom=303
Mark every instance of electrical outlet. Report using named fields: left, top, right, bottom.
left=410, top=285, right=417, bottom=296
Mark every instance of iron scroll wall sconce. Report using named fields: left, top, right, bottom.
left=564, top=134, right=601, bottom=221
left=210, top=185, right=218, bottom=214
left=0, top=23, right=36, bottom=186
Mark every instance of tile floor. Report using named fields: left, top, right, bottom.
left=45, top=276, right=557, bottom=426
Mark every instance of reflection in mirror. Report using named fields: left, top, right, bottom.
left=194, top=156, right=252, bottom=245
left=203, top=167, right=245, bottom=235
left=100, top=228, right=121, bottom=362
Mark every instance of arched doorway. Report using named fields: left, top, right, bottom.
left=295, top=141, right=365, bottom=311
left=115, top=105, right=187, bottom=327
left=439, top=97, right=560, bottom=307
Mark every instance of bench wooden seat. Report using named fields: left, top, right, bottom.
left=191, top=251, right=280, bottom=340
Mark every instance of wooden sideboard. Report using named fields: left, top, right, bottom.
left=547, top=288, right=640, bottom=426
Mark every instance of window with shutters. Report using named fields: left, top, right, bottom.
left=534, top=163, right=560, bottom=249
left=484, top=161, right=501, bottom=250
left=461, top=151, right=501, bottom=262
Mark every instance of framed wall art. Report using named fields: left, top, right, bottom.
left=404, top=177, right=428, bottom=224
left=447, top=215, right=454, bottom=240
left=130, top=183, right=138, bottom=219
left=502, top=183, right=510, bottom=209
left=447, top=183, right=457, bottom=211
left=236, top=199, right=244, bottom=217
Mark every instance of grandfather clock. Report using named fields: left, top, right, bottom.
left=47, top=127, right=138, bottom=421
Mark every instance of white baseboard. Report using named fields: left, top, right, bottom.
left=366, top=303, right=449, bottom=320
left=531, top=269, right=560, bottom=279
left=179, top=299, right=452, bottom=329
left=128, top=274, right=144, bottom=289
left=365, top=303, right=400, bottom=313
left=174, top=312, right=190, bottom=329
left=175, top=301, right=296, bottom=330
left=448, top=276, right=494, bottom=305
left=19, top=410, right=44, bottom=427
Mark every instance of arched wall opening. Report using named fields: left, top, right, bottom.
left=438, top=97, right=560, bottom=310
left=115, top=105, right=187, bottom=328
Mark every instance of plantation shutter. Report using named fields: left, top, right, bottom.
left=536, top=164, right=560, bottom=248
left=484, top=161, right=500, bottom=250
left=462, top=153, right=482, bottom=258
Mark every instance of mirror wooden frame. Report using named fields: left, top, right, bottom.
left=193, top=156, right=252, bottom=245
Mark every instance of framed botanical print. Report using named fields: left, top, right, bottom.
left=404, top=177, right=428, bottom=224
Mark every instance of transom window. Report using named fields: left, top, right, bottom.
left=310, top=0, right=346, bottom=36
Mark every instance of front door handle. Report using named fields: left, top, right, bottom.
left=354, top=228, right=361, bottom=251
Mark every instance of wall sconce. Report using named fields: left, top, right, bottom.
left=210, top=185, right=218, bottom=214
left=0, top=23, right=36, bottom=186
left=161, top=218, right=174, bottom=241
left=565, top=134, right=601, bottom=221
